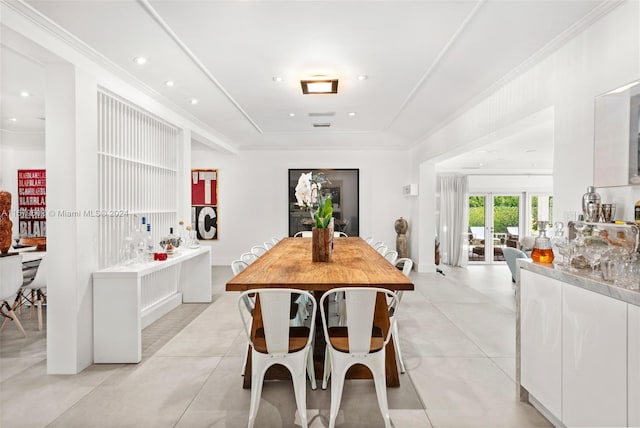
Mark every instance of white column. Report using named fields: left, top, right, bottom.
left=417, top=162, right=436, bottom=272
left=45, top=64, right=99, bottom=374
left=178, top=130, right=195, bottom=253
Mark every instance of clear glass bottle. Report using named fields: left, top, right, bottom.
left=531, top=221, right=554, bottom=263
left=550, top=222, right=568, bottom=265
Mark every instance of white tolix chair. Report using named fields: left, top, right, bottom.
left=390, top=257, right=413, bottom=374
left=320, top=287, right=398, bottom=428
left=238, top=288, right=317, bottom=428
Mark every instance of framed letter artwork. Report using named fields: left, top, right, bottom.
left=191, top=169, right=218, bottom=240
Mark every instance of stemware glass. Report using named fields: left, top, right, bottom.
left=583, top=246, right=604, bottom=276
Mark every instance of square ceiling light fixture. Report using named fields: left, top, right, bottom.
left=301, top=79, right=338, bottom=94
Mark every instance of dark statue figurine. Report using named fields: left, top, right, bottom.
left=394, top=217, right=408, bottom=259
left=0, top=191, right=13, bottom=254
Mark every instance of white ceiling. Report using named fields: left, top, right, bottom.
left=1, top=0, right=611, bottom=172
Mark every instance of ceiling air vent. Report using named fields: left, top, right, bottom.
left=308, top=112, right=335, bottom=117
left=313, top=123, right=331, bottom=128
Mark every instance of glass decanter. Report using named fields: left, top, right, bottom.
left=550, top=221, right=569, bottom=265
left=531, top=221, right=554, bottom=263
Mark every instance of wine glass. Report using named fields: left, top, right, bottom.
left=583, top=246, right=604, bottom=276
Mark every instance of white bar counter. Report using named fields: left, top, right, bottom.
left=93, top=246, right=211, bottom=363
left=516, top=259, right=640, bottom=427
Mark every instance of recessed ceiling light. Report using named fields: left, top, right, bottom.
left=288, top=113, right=296, bottom=117
left=165, top=80, right=175, bottom=87
left=272, top=76, right=283, bottom=82
left=301, top=79, right=338, bottom=94
left=20, top=91, right=31, bottom=97
left=133, top=56, right=147, bottom=65
left=348, top=112, right=356, bottom=117
left=190, top=98, right=199, bottom=105
left=357, top=75, right=368, bottom=81
left=9, top=118, right=17, bottom=122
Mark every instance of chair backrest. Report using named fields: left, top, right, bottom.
left=384, top=250, right=398, bottom=265
left=231, top=259, right=249, bottom=275
left=502, top=247, right=529, bottom=279
left=238, top=289, right=317, bottom=355
left=293, top=231, right=313, bottom=238
left=372, top=241, right=385, bottom=249
left=271, top=237, right=280, bottom=244
left=251, top=245, right=268, bottom=257
left=364, top=236, right=373, bottom=245
left=507, top=227, right=519, bottom=238
left=28, top=255, right=47, bottom=289
left=263, top=241, right=274, bottom=250
left=320, top=287, right=398, bottom=354
left=470, top=227, right=485, bottom=240
left=240, top=252, right=259, bottom=265
left=376, top=244, right=388, bottom=255
left=334, top=231, right=348, bottom=238
left=395, top=258, right=413, bottom=277
left=0, top=255, right=23, bottom=301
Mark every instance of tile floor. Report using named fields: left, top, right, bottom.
left=0, top=264, right=552, bottom=428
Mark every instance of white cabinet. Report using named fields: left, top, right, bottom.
left=629, top=304, right=640, bottom=428
left=520, top=269, right=562, bottom=418
left=562, top=283, right=627, bottom=428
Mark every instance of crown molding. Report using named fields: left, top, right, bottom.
left=409, top=0, right=626, bottom=149
left=1, top=0, right=239, bottom=154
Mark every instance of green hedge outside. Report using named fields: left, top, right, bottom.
left=469, top=206, right=519, bottom=233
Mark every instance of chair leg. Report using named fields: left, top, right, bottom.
left=36, top=298, right=43, bottom=331
left=371, top=356, right=392, bottom=428
left=0, top=302, right=27, bottom=338
left=290, top=362, right=309, bottom=428
left=321, top=345, right=331, bottom=389
left=328, top=358, right=347, bottom=428
left=248, top=353, right=266, bottom=428
left=241, top=344, right=248, bottom=376
left=306, top=348, right=317, bottom=390
left=392, top=321, right=406, bottom=374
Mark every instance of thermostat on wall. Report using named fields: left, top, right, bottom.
left=402, top=184, right=418, bottom=196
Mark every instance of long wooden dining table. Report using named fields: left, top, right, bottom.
left=226, top=236, right=414, bottom=388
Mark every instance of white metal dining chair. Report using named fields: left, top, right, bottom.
left=251, top=245, right=268, bottom=257
left=271, top=237, right=280, bottom=245
left=19, top=255, right=47, bottom=331
left=263, top=241, right=274, bottom=250
left=294, top=231, right=312, bottom=238
left=384, top=250, right=398, bottom=265
left=240, top=252, right=259, bottom=265
left=372, top=241, right=385, bottom=250
left=391, top=257, right=413, bottom=374
left=232, top=259, right=256, bottom=376
left=364, top=236, right=373, bottom=245
left=320, top=287, right=398, bottom=428
left=333, top=231, right=348, bottom=238
left=376, top=244, right=388, bottom=255
left=0, top=255, right=27, bottom=337
left=238, top=288, right=317, bottom=428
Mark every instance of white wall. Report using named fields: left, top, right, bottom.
left=468, top=175, right=553, bottom=193
left=411, top=1, right=640, bottom=229
left=190, top=146, right=412, bottom=265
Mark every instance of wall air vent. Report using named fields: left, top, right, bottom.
left=313, top=123, right=331, bottom=128
left=308, top=112, right=335, bottom=117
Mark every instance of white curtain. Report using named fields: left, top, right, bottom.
left=438, top=175, right=469, bottom=267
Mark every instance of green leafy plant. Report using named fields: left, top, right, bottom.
left=295, top=172, right=333, bottom=229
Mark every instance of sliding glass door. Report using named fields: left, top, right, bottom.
left=468, top=194, right=522, bottom=264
